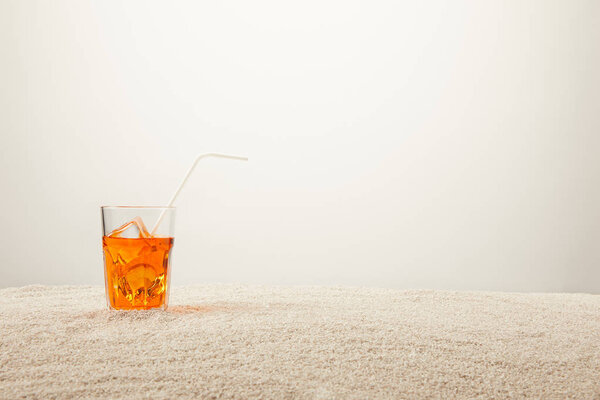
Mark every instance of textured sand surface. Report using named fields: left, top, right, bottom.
left=0, top=285, right=599, bottom=399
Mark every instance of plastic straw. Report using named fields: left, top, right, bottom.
left=150, top=153, right=248, bottom=235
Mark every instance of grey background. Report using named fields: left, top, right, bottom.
left=1, top=0, right=599, bottom=292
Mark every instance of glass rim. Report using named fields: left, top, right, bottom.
left=101, top=205, right=176, bottom=209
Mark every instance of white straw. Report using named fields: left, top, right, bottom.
left=150, top=153, right=248, bottom=235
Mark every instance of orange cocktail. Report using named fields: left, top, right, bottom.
left=103, top=235, right=174, bottom=310
left=101, top=211, right=175, bottom=310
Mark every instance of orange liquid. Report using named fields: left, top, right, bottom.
left=102, top=236, right=174, bottom=310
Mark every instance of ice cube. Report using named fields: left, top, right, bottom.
left=118, top=276, right=132, bottom=300
left=108, top=216, right=151, bottom=238
left=120, top=263, right=165, bottom=305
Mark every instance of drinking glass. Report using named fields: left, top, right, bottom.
left=101, top=206, right=175, bottom=310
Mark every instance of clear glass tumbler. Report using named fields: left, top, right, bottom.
left=101, top=206, right=175, bottom=310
